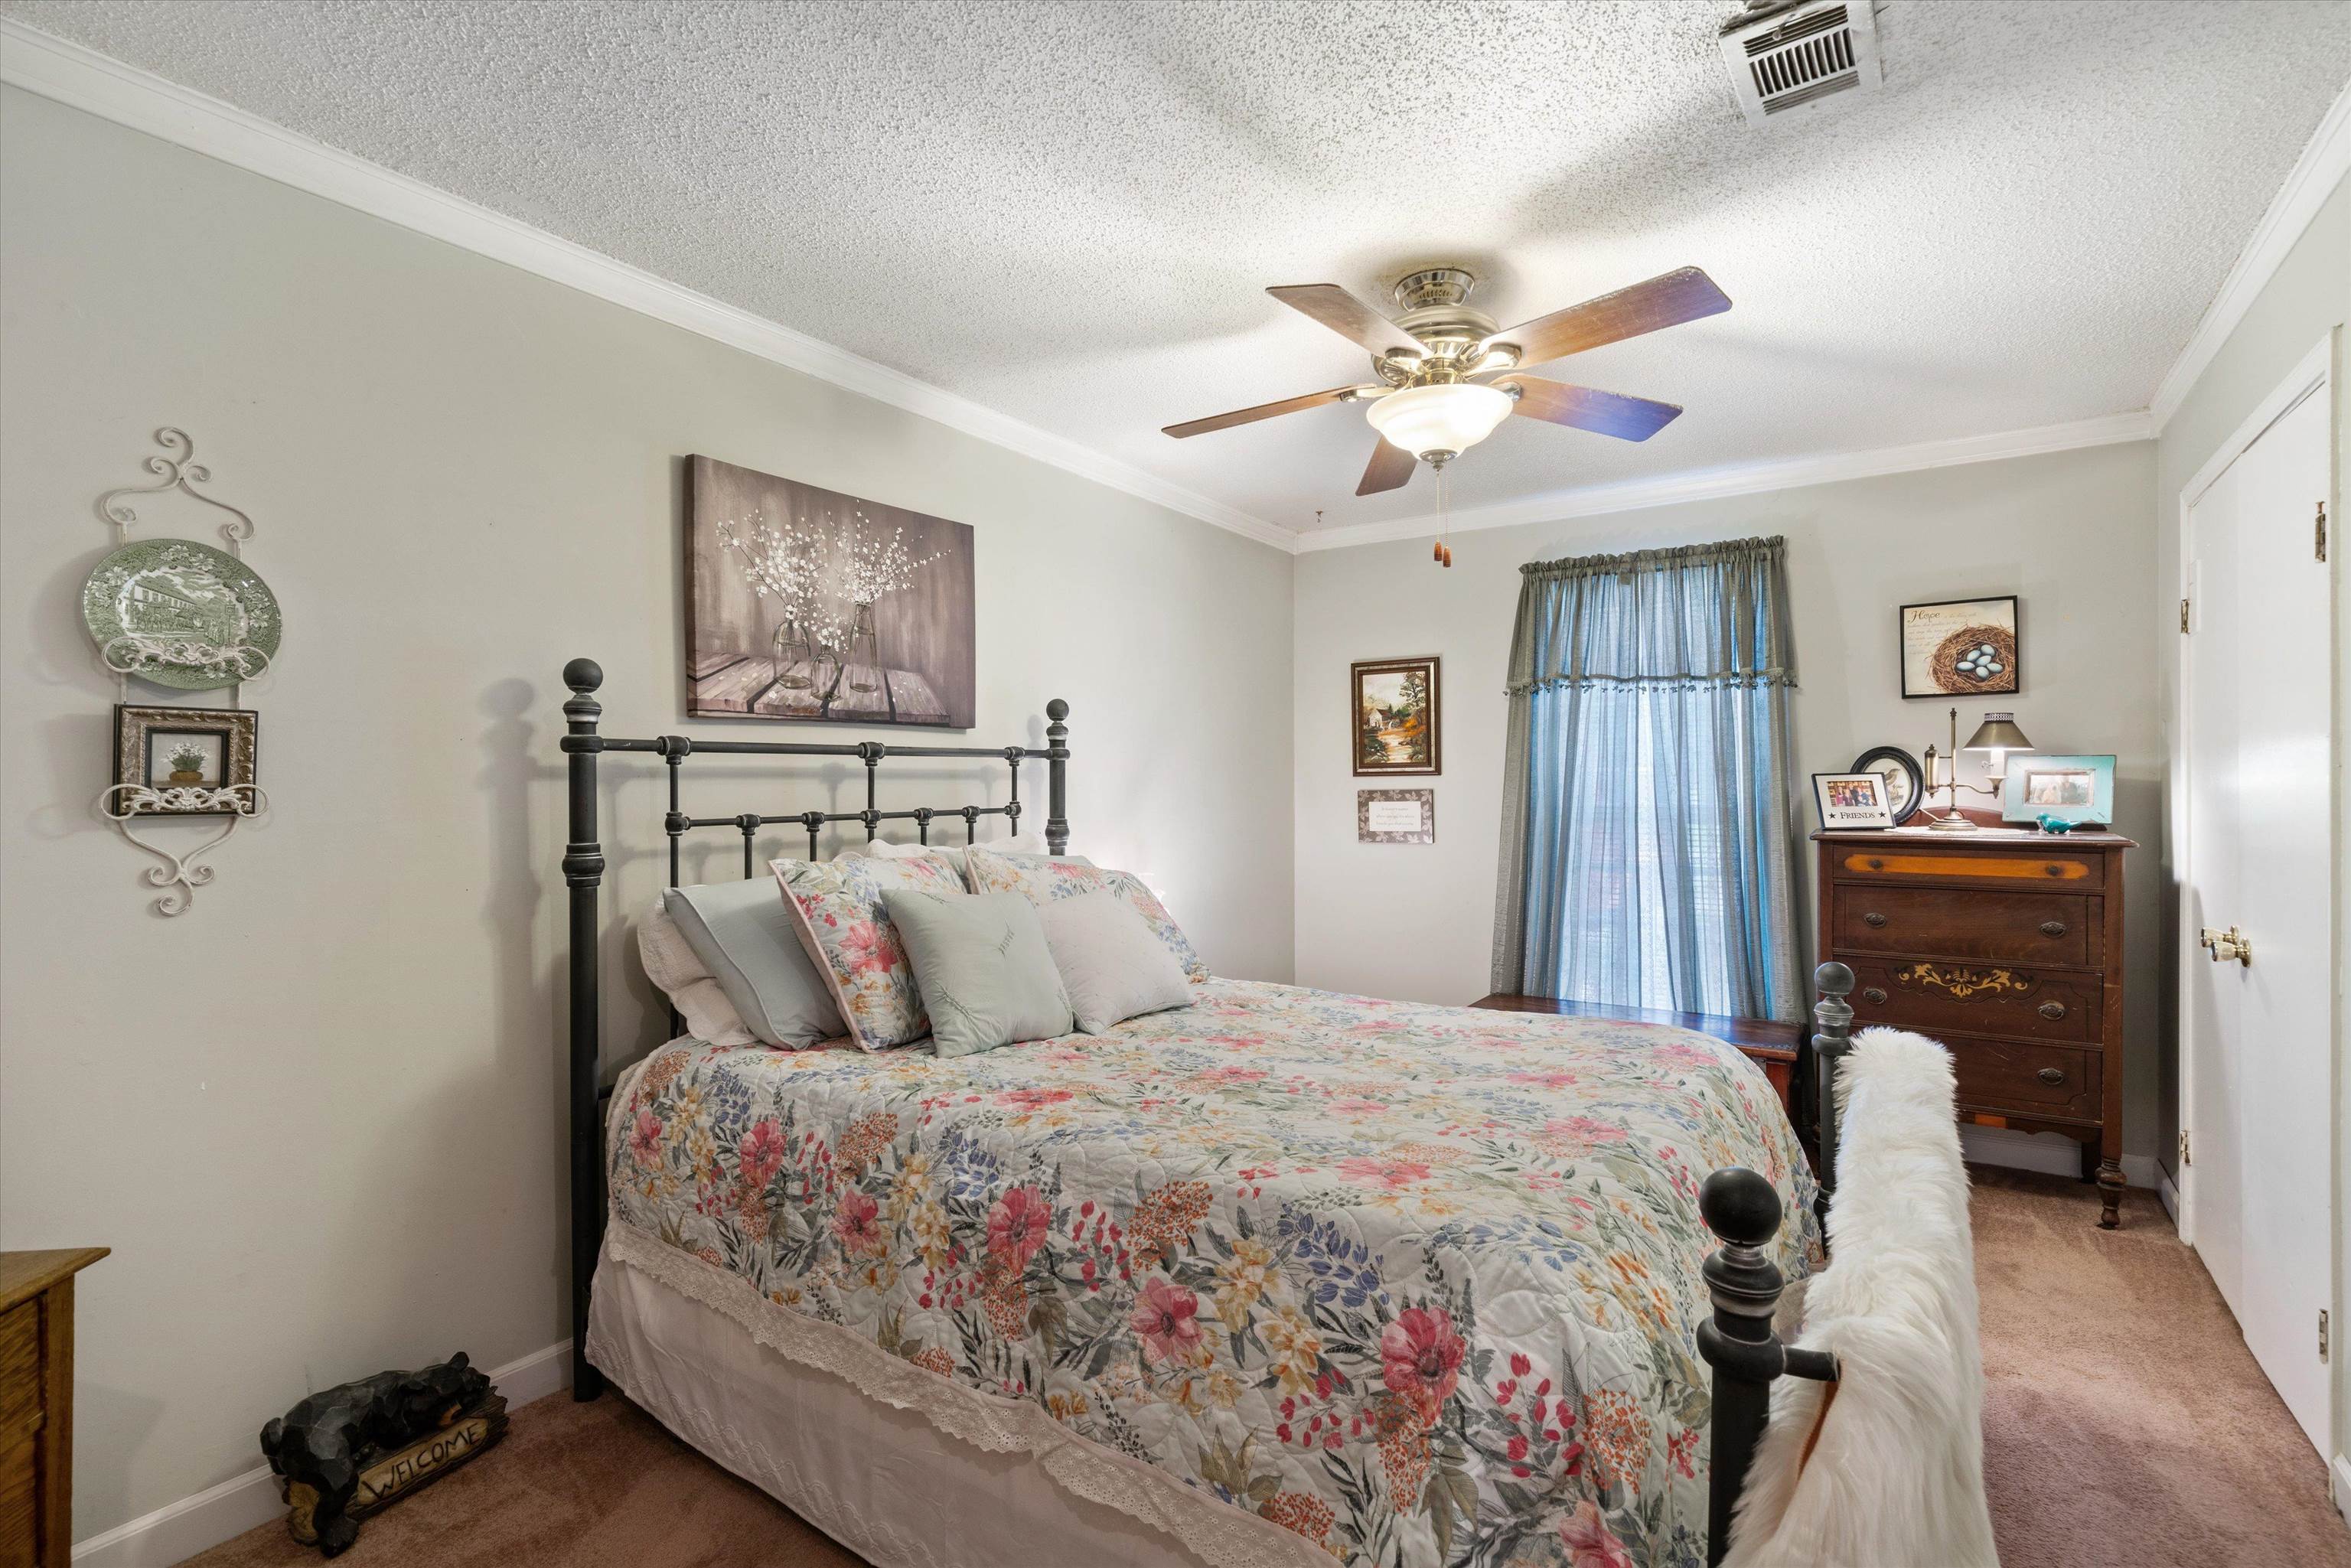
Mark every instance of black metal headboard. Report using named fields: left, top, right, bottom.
left=556, top=655, right=1070, bottom=1399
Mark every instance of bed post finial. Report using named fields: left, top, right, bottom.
left=559, top=658, right=607, bottom=1403
left=1811, top=960, right=1856, bottom=1217
left=1045, top=699, right=1070, bottom=856
left=1698, top=1167, right=1785, bottom=1566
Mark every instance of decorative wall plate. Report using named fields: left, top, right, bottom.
left=81, top=536, right=282, bottom=689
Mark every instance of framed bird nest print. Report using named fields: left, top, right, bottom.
left=686, top=456, right=976, bottom=728
left=1899, top=595, right=2019, bottom=698
left=1352, top=655, right=1440, bottom=776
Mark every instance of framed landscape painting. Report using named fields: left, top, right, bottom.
left=686, top=455, right=976, bottom=728
left=1352, top=656, right=1440, bottom=776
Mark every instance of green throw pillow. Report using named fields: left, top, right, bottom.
left=882, top=889, right=1074, bottom=1058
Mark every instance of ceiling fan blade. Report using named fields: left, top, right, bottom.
left=1483, top=267, right=1730, bottom=367
left=1162, top=385, right=1358, bottom=439
left=1496, top=377, right=1684, bottom=442
left=1268, top=285, right=1423, bottom=358
left=1357, top=437, right=1417, bottom=495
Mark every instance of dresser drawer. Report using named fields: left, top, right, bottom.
left=1950, top=1038, right=2101, bottom=1123
left=1843, top=959, right=2102, bottom=1045
left=1831, top=845, right=2103, bottom=891
left=1831, top=885, right=2092, bottom=966
left=0, top=1299, right=37, bottom=1450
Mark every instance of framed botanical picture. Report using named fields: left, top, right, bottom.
left=1899, top=595, right=2019, bottom=698
left=686, top=455, right=977, bottom=727
left=2002, top=754, right=2115, bottom=826
left=1850, top=745, right=1925, bottom=826
left=1813, top=771, right=1894, bottom=830
left=1352, top=656, right=1440, bottom=776
left=1358, top=788, right=1435, bottom=844
left=113, top=704, right=258, bottom=816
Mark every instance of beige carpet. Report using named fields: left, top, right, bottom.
left=190, top=1169, right=2348, bottom=1567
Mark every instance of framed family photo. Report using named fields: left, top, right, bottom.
left=1352, top=656, right=1440, bottom=776
left=2001, top=753, right=2115, bottom=826
left=1899, top=595, right=2019, bottom=698
left=1813, top=771, right=1894, bottom=829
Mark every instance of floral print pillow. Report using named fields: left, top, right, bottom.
left=964, top=848, right=1207, bottom=982
left=771, top=854, right=967, bottom=1049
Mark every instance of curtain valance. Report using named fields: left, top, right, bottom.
left=1505, top=536, right=1795, bottom=694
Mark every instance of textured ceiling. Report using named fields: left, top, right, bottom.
left=7, top=0, right=2349, bottom=536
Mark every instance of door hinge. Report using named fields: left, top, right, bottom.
left=2178, top=1129, right=2191, bottom=1166
left=2179, top=598, right=2191, bottom=634
left=2322, top=1308, right=2330, bottom=1364
left=2319, top=501, right=2330, bottom=563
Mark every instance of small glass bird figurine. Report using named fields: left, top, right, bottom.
left=2036, top=813, right=2076, bottom=835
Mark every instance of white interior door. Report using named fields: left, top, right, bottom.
left=2183, top=370, right=2333, bottom=1456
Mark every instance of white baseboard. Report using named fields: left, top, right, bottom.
left=2157, top=1167, right=2181, bottom=1223
left=2333, top=1453, right=2351, bottom=1527
left=1958, top=1126, right=2159, bottom=1193
left=72, top=1339, right=573, bottom=1568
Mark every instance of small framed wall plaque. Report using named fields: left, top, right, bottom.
left=1358, top=788, right=1435, bottom=844
left=113, top=704, right=258, bottom=815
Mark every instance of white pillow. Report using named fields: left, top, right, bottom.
left=636, top=899, right=760, bottom=1047
left=853, top=832, right=1084, bottom=888
left=1032, top=891, right=1193, bottom=1035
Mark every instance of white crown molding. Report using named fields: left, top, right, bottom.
left=70, top=1339, right=573, bottom=1566
left=2149, top=77, right=2351, bottom=433
left=1294, top=409, right=2154, bottom=552
left=0, top=18, right=1298, bottom=555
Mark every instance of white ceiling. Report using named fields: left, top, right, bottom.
left=6, top=1, right=2349, bottom=539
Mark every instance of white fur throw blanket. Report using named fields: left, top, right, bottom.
left=1722, top=1028, right=1998, bottom=1568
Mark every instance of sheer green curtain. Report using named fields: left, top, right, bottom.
left=1489, top=536, right=1801, bottom=1019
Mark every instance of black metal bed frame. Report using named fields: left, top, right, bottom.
left=556, top=652, right=1857, bottom=1564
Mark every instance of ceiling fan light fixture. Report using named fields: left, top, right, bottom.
left=1363, top=382, right=1513, bottom=461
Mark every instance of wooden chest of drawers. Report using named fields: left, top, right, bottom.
left=0, top=1249, right=107, bottom=1568
left=1814, top=829, right=2135, bottom=1227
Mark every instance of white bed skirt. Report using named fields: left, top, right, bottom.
left=585, top=1224, right=1329, bottom=1568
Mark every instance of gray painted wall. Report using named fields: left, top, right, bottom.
left=1293, top=441, right=2164, bottom=1152
left=0, top=84, right=1293, bottom=1537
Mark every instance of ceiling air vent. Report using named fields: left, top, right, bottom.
left=1719, top=0, right=1882, bottom=126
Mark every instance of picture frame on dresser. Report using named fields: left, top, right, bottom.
left=1812, top=827, right=2137, bottom=1227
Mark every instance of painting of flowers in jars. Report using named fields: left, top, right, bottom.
left=686, top=455, right=976, bottom=727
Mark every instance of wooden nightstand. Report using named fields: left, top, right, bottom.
left=2, top=1248, right=108, bottom=1568
left=1469, top=993, right=1800, bottom=1120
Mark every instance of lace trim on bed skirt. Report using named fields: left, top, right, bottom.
left=599, top=1218, right=1329, bottom=1568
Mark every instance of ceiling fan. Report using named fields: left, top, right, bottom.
left=1164, top=265, right=1731, bottom=498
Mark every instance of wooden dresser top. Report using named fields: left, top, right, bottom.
left=0, top=1249, right=108, bottom=1316
left=1811, top=827, right=2137, bottom=850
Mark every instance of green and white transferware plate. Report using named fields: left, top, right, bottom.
left=81, top=537, right=282, bottom=689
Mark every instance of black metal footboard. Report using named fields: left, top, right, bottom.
left=1697, top=961, right=1857, bottom=1564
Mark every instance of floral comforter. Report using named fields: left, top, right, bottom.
left=608, top=980, right=1818, bottom=1568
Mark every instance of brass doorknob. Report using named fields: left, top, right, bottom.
left=2199, top=925, right=2252, bottom=966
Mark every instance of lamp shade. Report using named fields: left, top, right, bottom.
left=1963, top=712, right=2033, bottom=752
left=1364, top=383, right=1513, bottom=460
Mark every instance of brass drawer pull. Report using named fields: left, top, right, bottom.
left=2037, top=1067, right=2066, bottom=1085
left=1862, top=986, right=1888, bottom=1005
left=1862, top=911, right=1888, bottom=927
left=2038, top=1001, right=2067, bottom=1020
left=2039, top=920, right=2067, bottom=937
